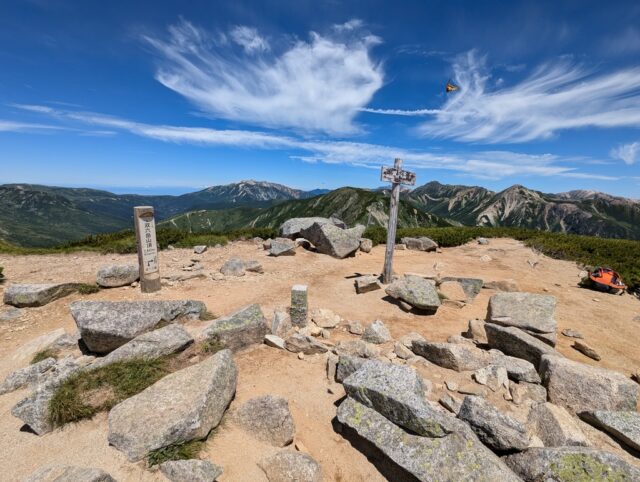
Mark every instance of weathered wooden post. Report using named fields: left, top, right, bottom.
left=133, top=206, right=161, bottom=293
left=381, top=158, right=416, bottom=284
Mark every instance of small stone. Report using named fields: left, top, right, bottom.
left=265, top=334, right=286, bottom=350
left=473, top=365, right=509, bottom=392
left=244, top=260, right=264, bottom=273
left=561, top=328, right=584, bottom=339
left=466, top=319, right=488, bottom=344
left=193, top=245, right=207, bottom=254
left=483, top=279, right=520, bottom=292
left=259, top=451, right=322, bottom=482
left=572, top=340, right=601, bottom=361
left=96, top=264, right=139, bottom=288
left=477, top=237, right=489, bottom=245
left=359, top=238, right=373, bottom=253
left=24, top=465, right=116, bottom=482
left=354, top=275, right=381, bottom=294
left=271, top=309, right=292, bottom=337
left=334, top=340, right=380, bottom=359
left=395, top=243, right=406, bottom=250
left=234, top=395, right=295, bottom=447
left=285, top=334, right=328, bottom=355
left=270, top=238, right=296, bottom=257
left=399, top=332, right=426, bottom=348
left=445, top=380, right=458, bottom=392
left=394, top=342, right=413, bottom=360
left=480, top=255, right=492, bottom=262
left=310, top=308, right=341, bottom=328
left=362, top=319, right=392, bottom=344
left=327, top=353, right=338, bottom=381
left=220, top=258, right=245, bottom=277
left=347, top=321, right=364, bottom=335
left=160, top=459, right=223, bottom=482
left=298, top=352, right=305, bottom=360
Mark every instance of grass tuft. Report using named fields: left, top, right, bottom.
left=200, top=339, right=225, bottom=355
left=0, top=266, right=4, bottom=283
left=77, top=283, right=100, bottom=295
left=200, top=310, right=217, bottom=321
left=31, top=349, right=58, bottom=364
left=48, top=358, right=169, bottom=427
left=147, top=439, right=204, bottom=467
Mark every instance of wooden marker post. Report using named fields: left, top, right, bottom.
left=381, top=158, right=416, bottom=284
left=133, top=206, right=161, bottom=293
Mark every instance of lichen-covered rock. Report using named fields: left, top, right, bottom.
left=400, top=236, right=438, bottom=252
left=411, top=340, right=493, bottom=371
left=11, top=358, right=81, bottom=435
left=108, top=349, right=237, bottom=461
left=485, top=323, right=559, bottom=368
left=3, top=283, right=80, bottom=307
left=201, top=304, right=268, bottom=352
left=71, top=300, right=205, bottom=354
left=258, top=450, right=322, bottom=482
left=160, top=459, right=223, bottom=482
left=487, top=292, right=557, bottom=334
left=579, top=410, right=640, bottom=452
left=337, top=397, right=522, bottom=482
left=300, top=222, right=365, bottom=259
left=504, top=447, right=640, bottom=481
left=457, top=395, right=530, bottom=452
left=385, top=275, right=441, bottom=311
left=528, top=402, right=589, bottom=447
left=0, top=357, right=56, bottom=395
left=220, top=258, right=245, bottom=276
left=91, top=324, right=193, bottom=370
left=359, top=238, right=373, bottom=253
left=539, top=355, right=638, bottom=414
left=24, top=465, right=116, bottom=482
left=269, top=238, right=296, bottom=256
left=342, top=360, right=460, bottom=437
left=284, top=334, right=327, bottom=355
left=335, top=355, right=368, bottom=383
left=280, top=216, right=342, bottom=239
left=354, top=275, right=380, bottom=294
left=96, top=264, right=139, bottom=288
left=473, top=364, right=509, bottom=392
left=234, top=395, right=295, bottom=447
left=362, top=319, right=392, bottom=344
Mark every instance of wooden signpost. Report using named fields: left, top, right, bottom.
left=381, top=158, right=416, bottom=284
left=133, top=206, right=161, bottom=293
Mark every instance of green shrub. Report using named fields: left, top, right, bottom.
left=147, top=440, right=204, bottom=467
left=0, top=266, right=4, bottom=282
left=48, top=358, right=169, bottom=427
left=31, top=349, right=58, bottom=364
left=77, top=283, right=100, bottom=295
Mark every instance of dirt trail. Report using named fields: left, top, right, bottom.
left=0, top=239, right=639, bottom=480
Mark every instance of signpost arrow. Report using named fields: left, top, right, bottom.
left=381, top=158, right=416, bottom=284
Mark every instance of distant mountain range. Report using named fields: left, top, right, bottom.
left=1, top=180, right=638, bottom=247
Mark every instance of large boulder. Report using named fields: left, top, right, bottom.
left=91, top=324, right=193, bottom=370
left=234, top=395, right=295, bottom=447
left=71, top=300, right=205, bottom=354
left=280, top=216, right=344, bottom=239
left=11, top=358, right=81, bottom=435
left=411, top=340, right=494, bottom=371
left=299, top=222, right=365, bottom=259
left=342, top=360, right=460, bottom=437
left=504, top=447, right=640, bottom=481
left=485, top=323, right=559, bottom=368
left=96, top=264, right=139, bottom=288
left=539, top=355, right=638, bottom=414
left=269, top=238, right=296, bottom=257
left=487, top=292, right=557, bottom=334
left=3, top=283, right=80, bottom=307
left=200, top=304, right=268, bottom=352
left=108, top=349, right=237, bottom=461
left=337, top=397, right=522, bottom=481
left=160, top=460, right=223, bottom=482
left=458, top=396, right=530, bottom=452
left=579, top=410, right=640, bottom=452
left=385, top=275, right=441, bottom=312
left=400, top=237, right=438, bottom=252
left=24, top=465, right=116, bottom=482
left=0, top=357, right=56, bottom=395
left=258, top=450, right=322, bottom=482
left=528, top=402, right=589, bottom=447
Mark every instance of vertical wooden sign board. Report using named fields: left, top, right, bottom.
left=133, top=206, right=161, bottom=293
left=381, top=158, right=416, bottom=284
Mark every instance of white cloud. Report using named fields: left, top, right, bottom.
left=611, top=141, right=639, bottom=165
left=12, top=104, right=619, bottom=182
left=143, top=19, right=383, bottom=135
left=0, top=119, right=59, bottom=132
left=359, top=107, right=439, bottom=116
left=229, top=26, right=269, bottom=54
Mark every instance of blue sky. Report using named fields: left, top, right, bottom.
left=1, top=0, right=639, bottom=197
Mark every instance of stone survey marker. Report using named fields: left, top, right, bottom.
left=133, top=206, right=160, bottom=292
left=380, top=158, right=416, bottom=283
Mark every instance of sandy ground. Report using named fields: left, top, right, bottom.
left=0, top=239, right=639, bottom=481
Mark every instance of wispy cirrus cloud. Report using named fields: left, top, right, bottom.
left=611, top=141, right=639, bottom=165
left=12, top=103, right=617, bottom=181
left=143, top=19, right=383, bottom=135
left=0, top=119, right=60, bottom=132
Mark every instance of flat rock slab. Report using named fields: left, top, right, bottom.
left=458, top=395, right=530, bottom=452
left=108, top=349, right=237, bottom=461
left=96, top=264, right=138, bottom=288
left=485, top=323, right=559, bottom=369
left=201, top=304, right=267, bottom=352
left=354, top=275, right=381, bottom=294
left=528, top=402, right=589, bottom=447
left=411, top=340, right=493, bottom=371
left=385, top=275, right=441, bottom=311
left=0, top=357, right=56, bottom=395
left=234, top=395, right=295, bottom=447
left=160, top=459, right=223, bottom=482
left=440, top=277, right=483, bottom=301
left=300, top=222, right=365, bottom=259
left=400, top=236, right=438, bottom=252
left=337, top=397, right=521, bottom=482
left=284, top=334, right=327, bottom=355
left=71, top=300, right=205, bottom=354
left=540, top=355, right=638, bottom=414
left=3, top=283, right=80, bottom=307
left=91, top=324, right=193, bottom=370
left=573, top=340, right=601, bottom=361
left=488, top=292, right=557, bottom=334
left=504, top=446, right=640, bottom=481
left=269, top=238, right=296, bottom=256
left=343, top=359, right=460, bottom=437
left=24, top=465, right=116, bottom=482
left=259, top=450, right=322, bottom=482
left=0, top=306, right=24, bottom=321
left=579, top=410, right=640, bottom=452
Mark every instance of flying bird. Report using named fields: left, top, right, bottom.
left=445, top=80, right=460, bottom=93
